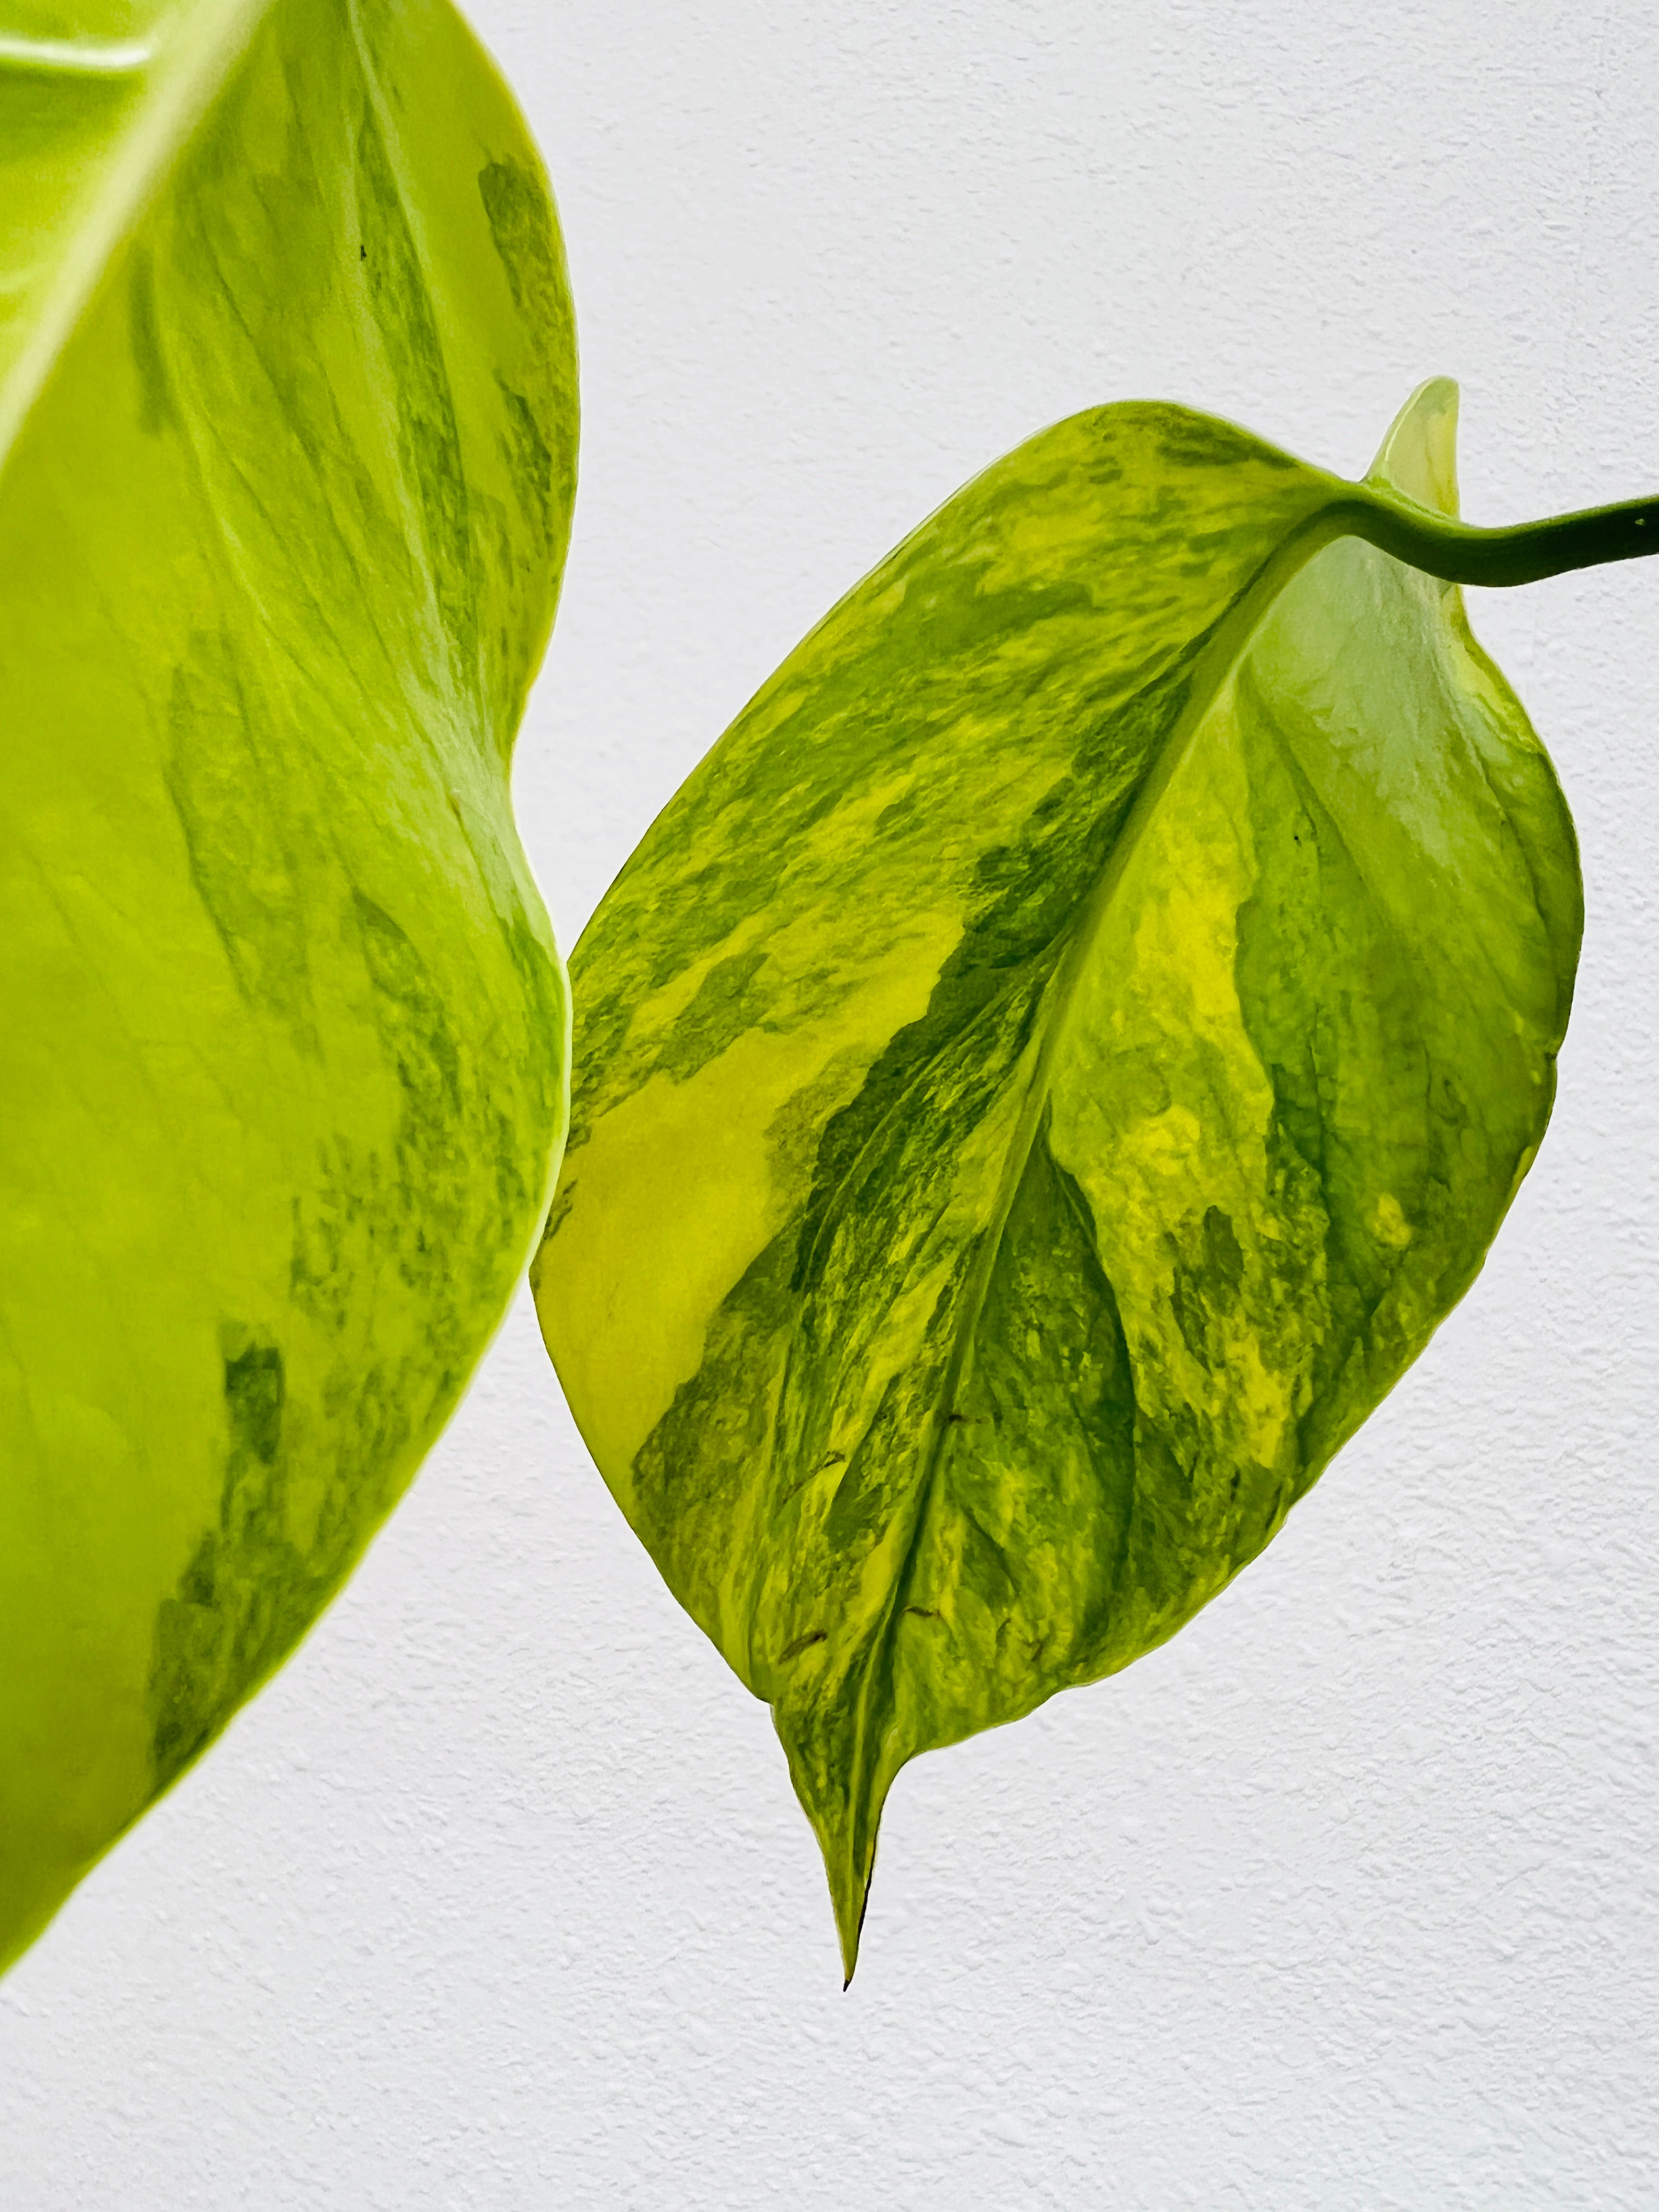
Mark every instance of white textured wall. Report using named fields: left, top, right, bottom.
left=5, top=2, right=1658, bottom=2203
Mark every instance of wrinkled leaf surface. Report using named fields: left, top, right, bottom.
left=536, top=382, right=1599, bottom=1977
left=2, top=0, right=575, bottom=1970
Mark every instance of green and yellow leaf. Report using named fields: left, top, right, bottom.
left=1, top=0, right=575, bottom=1971
left=535, top=380, right=1655, bottom=1979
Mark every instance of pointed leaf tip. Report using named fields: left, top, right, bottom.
left=776, top=1700, right=890, bottom=1980
left=834, top=1865, right=868, bottom=1987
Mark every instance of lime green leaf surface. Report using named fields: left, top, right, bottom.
left=535, top=382, right=1657, bottom=1980
left=1, top=0, right=575, bottom=1971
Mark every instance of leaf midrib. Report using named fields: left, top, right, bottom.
left=927, top=516, right=1353, bottom=1449
left=819, top=496, right=1357, bottom=1969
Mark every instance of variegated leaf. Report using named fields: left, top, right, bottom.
left=535, top=381, right=1654, bottom=1977
left=1, top=0, right=574, bottom=1972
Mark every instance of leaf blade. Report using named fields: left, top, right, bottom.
left=1, top=0, right=575, bottom=1970
left=535, top=387, right=1582, bottom=1978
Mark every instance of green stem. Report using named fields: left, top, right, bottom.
left=1348, top=484, right=1659, bottom=588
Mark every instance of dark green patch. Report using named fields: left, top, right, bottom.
left=1201, top=1206, right=1244, bottom=1293
left=495, top=375, right=555, bottom=551
left=479, top=157, right=578, bottom=566
left=354, top=891, right=461, bottom=1119
left=127, top=247, right=178, bottom=435
left=149, top=1331, right=352, bottom=1790
left=656, top=947, right=775, bottom=1085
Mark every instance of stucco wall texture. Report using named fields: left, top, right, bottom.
left=5, top=2, right=1658, bottom=2204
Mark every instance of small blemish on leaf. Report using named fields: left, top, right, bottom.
left=1370, top=1192, right=1413, bottom=1249
left=781, top=1630, right=827, bottom=1661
